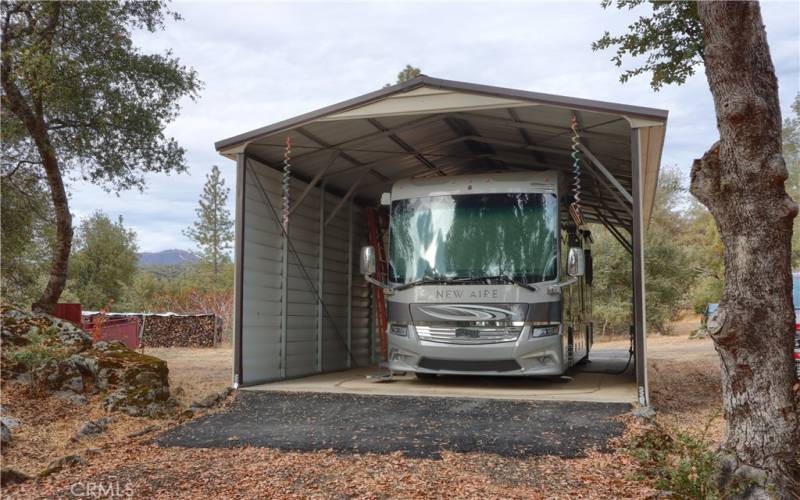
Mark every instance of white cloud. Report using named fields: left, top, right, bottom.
left=66, top=0, right=800, bottom=251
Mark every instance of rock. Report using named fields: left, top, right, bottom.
left=1, top=421, right=10, bottom=446
left=191, top=394, right=220, bottom=409
left=190, top=388, right=233, bottom=410
left=73, top=417, right=111, bottom=440
left=2, top=305, right=176, bottom=418
left=39, top=455, right=86, bottom=478
left=74, top=342, right=175, bottom=417
left=1, top=468, right=31, bottom=486
left=54, top=390, right=89, bottom=406
left=51, top=320, right=93, bottom=351
left=84, top=447, right=102, bottom=457
left=8, top=373, right=31, bottom=387
left=1, top=416, right=21, bottom=429
left=0, top=304, right=91, bottom=352
left=32, top=358, right=85, bottom=393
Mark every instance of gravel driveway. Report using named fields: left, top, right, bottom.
left=157, top=391, right=628, bottom=459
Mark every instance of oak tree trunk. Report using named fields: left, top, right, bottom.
left=691, top=2, right=800, bottom=496
left=1, top=8, right=72, bottom=314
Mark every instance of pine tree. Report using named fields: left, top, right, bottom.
left=184, top=166, right=233, bottom=277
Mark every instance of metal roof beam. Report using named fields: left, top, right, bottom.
left=507, top=108, right=548, bottom=164
left=321, top=135, right=466, bottom=179
left=594, top=210, right=633, bottom=254
left=465, top=134, right=580, bottom=158
left=289, top=151, right=340, bottom=216
left=455, top=111, right=630, bottom=146
left=583, top=159, right=633, bottom=217
left=578, top=143, right=633, bottom=204
left=296, top=127, right=390, bottom=183
left=579, top=200, right=632, bottom=221
left=366, top=118, right=447, bottom=176
left=325, top=176, right=364, bottom=226
left=443, top=117, right=503, bottom=170
left=591, top=183, right=633, bottom=235
left=288, top=114, right=445, bottom=162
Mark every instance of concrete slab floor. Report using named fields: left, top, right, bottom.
left=244, top=347, right=636, bottom=403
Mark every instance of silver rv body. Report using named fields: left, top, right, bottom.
left=373, top=171, right=592, bottom=377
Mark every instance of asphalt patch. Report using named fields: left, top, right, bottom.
left=156, top=392, right=629, bottom=459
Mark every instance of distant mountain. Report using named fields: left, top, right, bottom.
left=138, top=249, right=199, bottom=267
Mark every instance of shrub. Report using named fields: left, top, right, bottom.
left=628, top=420, right=721, bottom=498
left=5, top=326, right=70, bottom=392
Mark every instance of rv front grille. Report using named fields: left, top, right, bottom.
left=418, top=358, right=522, bottom=372
left=415, top=325, right=522, bottom=344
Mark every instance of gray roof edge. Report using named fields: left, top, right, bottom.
left=214, top=78, right=425, bottom=151
left=215, top=75, right=669, bottom=152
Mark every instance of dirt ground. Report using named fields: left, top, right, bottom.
left=601, top=315, right=723, bottom=438
left=3, top=319, right=723, bottom=498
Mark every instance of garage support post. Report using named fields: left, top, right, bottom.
left=631, top=129, right=649, bottom=407
left=346, top=201, right=353, bottom=368
left=233, top=153, right=246, bottom=388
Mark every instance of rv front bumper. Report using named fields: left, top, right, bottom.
left=386, top=325, right=567, bottom=376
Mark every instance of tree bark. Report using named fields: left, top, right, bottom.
left=1, top=5, right=72, bottom=314
left=691, top=2, right=800, bottom=496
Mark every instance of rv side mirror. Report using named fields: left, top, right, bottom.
left=360, top=246, right=376, bottom=276
left=567, top=247, right=585, bottom=277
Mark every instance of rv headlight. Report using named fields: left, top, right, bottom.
left=389, top=324, right=408, bottom=337
left=530, top=325, right=560, bottom=339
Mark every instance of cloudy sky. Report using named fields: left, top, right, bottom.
left=67, top=0, right=800, bottom=252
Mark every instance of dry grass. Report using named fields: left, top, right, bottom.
left=139, top=347, right=232, bottom=406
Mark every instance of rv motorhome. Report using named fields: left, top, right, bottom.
left=360, top=171, right=594, bottom=378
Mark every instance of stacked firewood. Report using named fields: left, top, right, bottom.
left=82, top=313, right=220, bottom=348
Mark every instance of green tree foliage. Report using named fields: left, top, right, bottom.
left=68, top=212, right=138, bottom=310
left=0, top=167, right=55, bottom=305
left=396, top=64, right=422, bottom=83
left=183, top=166, right=233, bottom=277
left=385, top=65, right=422, bottom=87
left=0, top=1, right=201, bottom=310
left=592, top=167, right=693, bottom=335
left=783, top=94, right=800, bottom=267
left=119, top=262, right=235, bottom=341
left=683, top=203, right=724, bottom=313
left=592, top=0, right=704, bottom=90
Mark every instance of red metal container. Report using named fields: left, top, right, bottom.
left=52, top=303, right=82, bottom=325
left=84, top=316, right=141, bottom=349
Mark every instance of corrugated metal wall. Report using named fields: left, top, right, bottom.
left=238, top=158, right=373, bottom=385
left=240, top=161, right=284, bottom=383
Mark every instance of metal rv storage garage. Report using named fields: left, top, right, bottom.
left=214, top=76, right=667, bottom=407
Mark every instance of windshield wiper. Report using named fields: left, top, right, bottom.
left=451, top=275, right=537, bottom=291
left=395, top=275, right=538, bottom=292
left=394, top=276, right=456, bottom=291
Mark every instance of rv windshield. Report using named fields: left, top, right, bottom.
left=389, top=192, right=558, bottom=285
